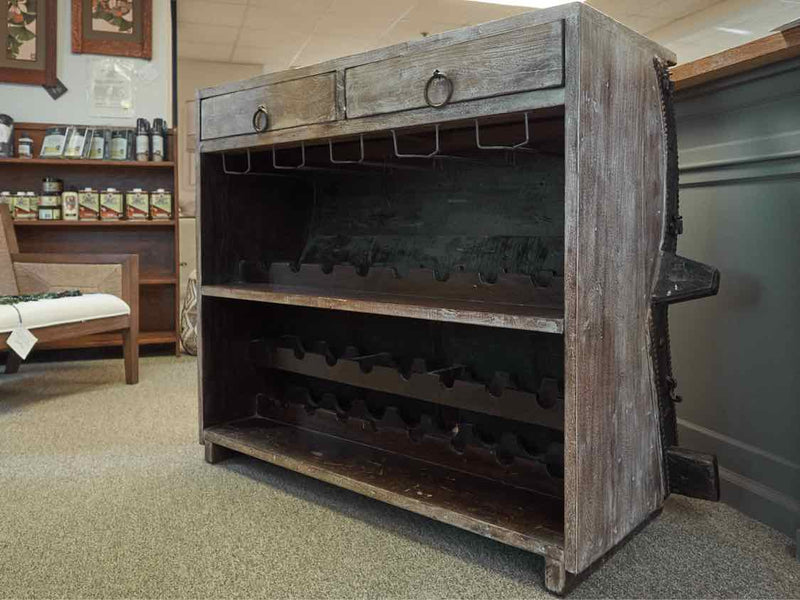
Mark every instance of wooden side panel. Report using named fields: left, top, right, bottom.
left=563, top=9, right=672, bottom=573
left=345, top=21, right=564, bottom=119
left=201, top=73, right=337, bottom=140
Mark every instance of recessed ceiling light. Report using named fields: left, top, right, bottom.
left=464, top=0, right=583, bottom=8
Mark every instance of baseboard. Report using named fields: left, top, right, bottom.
left=678, top=419, right=800, bottom=538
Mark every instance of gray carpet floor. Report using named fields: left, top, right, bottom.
left=0, top=356, right=798, bottom=599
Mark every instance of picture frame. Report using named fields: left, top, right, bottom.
left=72, top=0, right=152, bottom=60
left=0, top=0, right=57, bottom=86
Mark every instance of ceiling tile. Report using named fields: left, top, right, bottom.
left=408, top=0, right=527, bottom=28
left=380, top=17, right=463, bottom=45
left=178, top=40, right=235, bottom=61
left=237, top=27, right=309, bottom=49
left=231, top=45, right=295, bottom=68
left=291, top=33, right=377, bottom=67
left=178, top=22, right=241, bottom=44
left=243, top=5, right=323, bottom=35
left=178, top=0, right=247, bottom=27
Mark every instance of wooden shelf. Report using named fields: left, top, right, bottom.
left=38, top=329, right=177, bottom=350
left=202, top=283, right=565, bottom=334
left=0, top=157, right=175, bottom=168
left=204, top=416, right=565, bottom=556
left=13, top=219, right=176, bottom=227
left=140, top=275, right=178, bottom=285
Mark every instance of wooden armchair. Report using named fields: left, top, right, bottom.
left=0, top=205, right=139, bottom=383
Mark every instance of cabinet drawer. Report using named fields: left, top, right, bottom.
left=345, top=21, right=563, bottom=119
left=201, top=72, right=337, bottom=141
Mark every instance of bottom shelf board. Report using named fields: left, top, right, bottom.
left=38, top=330, right=177, bottom=350
left=204, top=417, right=565, bottom=557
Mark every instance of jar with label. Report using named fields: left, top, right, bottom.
left=149, top=188, right=173, bottom=219
left=110, top=130, right=130, bottom=161
left=100, top=188, right=124, bottom=220
left=78, top=188, right=100, bottom=220
left=38, top=205, right=62, bottom=220
left=62, top=191, right=79, bottom=220
left=88, top=129, right=107, bottom=160
left=135, top=118, right=150, bottom=162
left=17, top=132, right=34, bottom=158
left=125, top=188, right=149, bottom=219
left=42, top=177, right=63, bottom=195
left=151, top=118, right=166, bottom=162
left=39, top=193, right=61, bottom=207
left=13, top=191, right=35, bottom=220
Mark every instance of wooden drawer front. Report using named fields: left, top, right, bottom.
left=201, top=72, right=337, bottom=140
left=345, top=21, right=563, bottom=119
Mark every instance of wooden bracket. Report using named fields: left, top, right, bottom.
left=666, top=447, right=720, bottom=501
left=652, top=252, right=720, bottom=305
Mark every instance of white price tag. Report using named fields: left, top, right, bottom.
left=7, top=325, right=37, bottom=360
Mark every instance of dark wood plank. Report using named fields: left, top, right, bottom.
left=205, top=416, right=565, bottom=557
left=202, top=283, right=565, bottom=334
left=666, top=447, right=720, bottom=501
left=265, top=346, right=564, bottom=430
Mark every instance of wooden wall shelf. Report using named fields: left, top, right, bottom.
left=0, top=158, right=175, bottom=168
left=13, top=220, right=176, bottom=227
left=2, top=122, right=180, bottom=355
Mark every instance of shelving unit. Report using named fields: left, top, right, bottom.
left=196, top=5, right=720, bottom=594
left=1, top=122, right=180, bottom=354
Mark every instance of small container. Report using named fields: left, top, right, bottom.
left=110, top=130, right=130, bottom=161
left=42, top=177, right=63, bottom=194
left=39, top=194, right=61, bottom=207
left=100, top=187, right=124, bottom=220
left=135, top=118, right=150, bottom=162
left=151, top=118, right=166, bottom=162
left=17, top=132, right=34, bottom=158
left=38, top=206, right=62, bottom=220
left=0, top=191, right=11, bottom=215
left=88, top=129, right=107, bottom=160
left=149, top=188, right=173, bottom=219
left=78, top=188, right=101, bottom=220
left=62, top=191, right=79, bottom=220
left=125, top=188, right=149, bottom=219
left=13, top=191, right=36, bottom=220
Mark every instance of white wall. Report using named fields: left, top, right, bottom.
left=0, top=0, right=172, bottom=126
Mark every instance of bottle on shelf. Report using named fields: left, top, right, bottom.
left=135, top=118, right=150, bottom=162
left=151, top=118, right=166, bottom=162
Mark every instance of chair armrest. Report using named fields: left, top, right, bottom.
left=10, top=253, right=139, bottom=314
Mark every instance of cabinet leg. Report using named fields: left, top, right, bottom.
left=205, top=441, right=234, bottom=464
left=544, top=548, right=576, bottom=595
left=5, top=351, right=22, bottom=374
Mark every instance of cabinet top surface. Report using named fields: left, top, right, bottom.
left=198, top=2, right=673, bottom=102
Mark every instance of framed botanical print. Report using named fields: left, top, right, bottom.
left=72, top=0, right=151, bottom=60
left=0, top=0, right=57, bottom=85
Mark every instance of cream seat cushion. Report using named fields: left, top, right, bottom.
left=0, top=294, right=130, bottom=334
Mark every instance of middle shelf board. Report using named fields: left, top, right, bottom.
left=204, top=416, right=565, bottom=557
left=202, top=283, right=565, bottom=334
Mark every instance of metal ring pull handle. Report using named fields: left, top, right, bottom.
left=252, top=104, right=269, bottom=133
left=424, top=69, right=453, bottom=108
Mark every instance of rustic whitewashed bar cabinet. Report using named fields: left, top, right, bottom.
left=196, top=3, right=720, bottom=593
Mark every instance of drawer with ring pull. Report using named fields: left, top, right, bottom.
left=344, top=21, right=563, bottom=119
left=200, top=72, right=337, bottom=141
